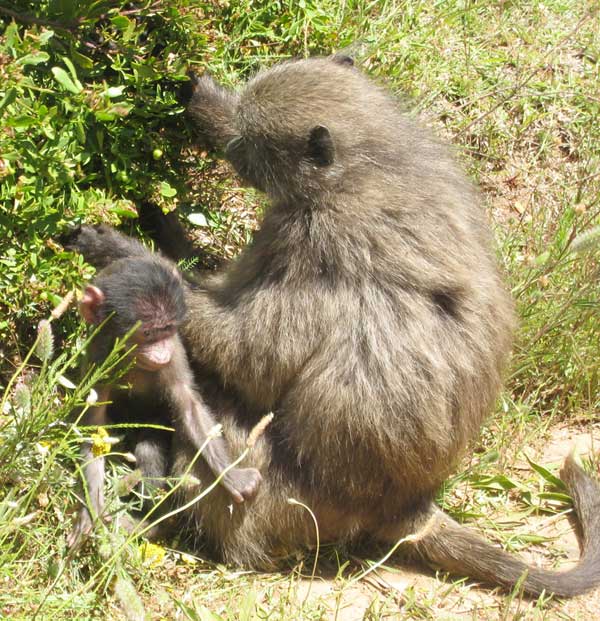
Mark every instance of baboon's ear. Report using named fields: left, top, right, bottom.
left=80, top=285, right=105, bottom=324
left=307, top=125, right=335, bottom=167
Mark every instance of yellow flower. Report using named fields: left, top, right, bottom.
left=91, top=427, right=112, bottom=457
left=139, top=542, right=166, bottom=568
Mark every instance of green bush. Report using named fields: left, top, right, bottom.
left=0, top=1, right=212, bottom=360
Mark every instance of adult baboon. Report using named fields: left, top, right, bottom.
left=111, top=56, right=600, bottom=596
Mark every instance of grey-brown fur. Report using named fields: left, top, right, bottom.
left=180, top=57, right=600, bottom=596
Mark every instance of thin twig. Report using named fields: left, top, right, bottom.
left=0, top=6, right=81, bottom=32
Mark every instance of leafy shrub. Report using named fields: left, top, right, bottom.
left=0, top=1, right=215, bottom=364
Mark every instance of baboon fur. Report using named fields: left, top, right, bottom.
left=169, top=57, right=600, bottom=597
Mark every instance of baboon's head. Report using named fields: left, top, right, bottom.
left=225, top=57, right=399, bottom=204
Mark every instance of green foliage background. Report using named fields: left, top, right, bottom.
left=0, top=1, right=204, bottom=355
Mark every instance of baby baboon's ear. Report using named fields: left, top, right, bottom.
left=79, top=285, right=105, bottom=324
left=307, top=125, right=335, bottom=167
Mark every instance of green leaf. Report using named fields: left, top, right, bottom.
left=57, top=375, right=77, bottom=390
left=173, top=601, right=225, bottom=621
left=524, top=455, right=566, bottom=490
left=174, top=600, right=201, bottom=620
left=62, top=56, right=83, bottom=89
left=51, top=67, right=82, bottom=94
left=197, top=606, right=225, bottom=621
left=0, top=88, right=17, bottom=114
left=110, top=201, right=138, bottom=219
left=470, top=474, right=519, bottom=491
left=132, top=62, right=158, bottom=80
left=71, top=50, right=94, bottom=70
left=159, top=182, right=177, bottom=198
left=4, top=21, right=18, bottom=47
left=239, top=591, right=257, bottom=621
left=16, top=52, right=50, bottom=66
left=39, top=30, right=55, bottom=45
left=94, top=104, right=131, bottom=122
left=537, top=492, right=572, bottom=503
left=111, top=15, right=132, bottom=30
left=510, top=534, right=552, bottom=544
left=105, top=86, right=125, bottom=98
left=7, top=116, right=36, bottom=128
left=94, top=110, right=116, bottom=122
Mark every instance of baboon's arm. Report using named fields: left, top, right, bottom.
left=186, top=73, right=239, bottom=151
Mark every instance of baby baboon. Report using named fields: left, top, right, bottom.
left=172, top=56, right=600, bottom=597
left=66, top=228, right=261, bottom=547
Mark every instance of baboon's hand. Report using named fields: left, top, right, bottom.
left=187, top=72, right=220, bottom=104
left=62, top=224, right=97, bottom=253
left=67, top=507, right=93, bottom=549
left=223, top=467, right=262, bottom=504
left=63, top=224, right=137, bottom=269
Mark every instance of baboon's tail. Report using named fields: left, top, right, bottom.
left=414, top=454, right=600, bottom=597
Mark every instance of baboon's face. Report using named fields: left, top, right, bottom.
left=224, top=135, right=268, bottom=193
